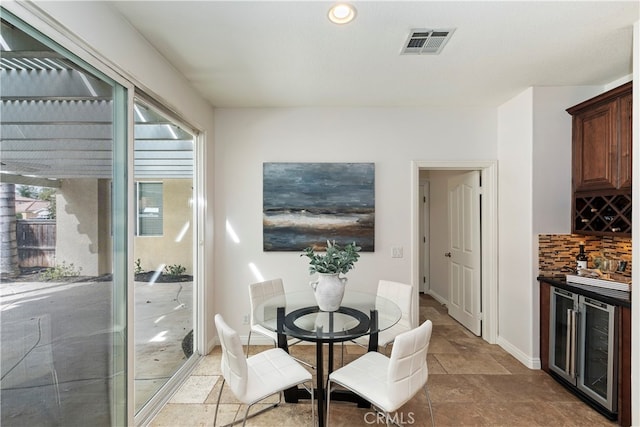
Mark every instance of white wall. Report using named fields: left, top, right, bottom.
left=497, top=88, right=535, bottom=363
left=213, top=107, right=497, bottom=336
left=497, top=85, right=612, bottom=367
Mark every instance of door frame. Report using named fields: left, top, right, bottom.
left=411, top=160, right=498, bottom=343
left=419, top=181, right=430, bottom=293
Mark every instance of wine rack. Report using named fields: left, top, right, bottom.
left=573, top=192, right=631, bottom=235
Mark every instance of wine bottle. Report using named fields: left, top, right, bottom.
left=576, top=242, right=588, bottom=271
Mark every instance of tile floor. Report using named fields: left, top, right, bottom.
left=149, top=294, right=617, bottom=426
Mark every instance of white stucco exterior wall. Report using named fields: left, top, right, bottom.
left=55, top=179, right=100, bottom=276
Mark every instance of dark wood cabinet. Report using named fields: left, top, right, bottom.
left=618, top=92, right=633, bottom=189
left=568, top=82, right=632, bottom=192
left=539, top=279, right=631, bottom=426
left=568, top=82, right=632, bottom=236
left=618, top=306, right=631, bottom=427
left=571, top=98, right=619, bottom=191
left=539, top=281, right=550, bottom=372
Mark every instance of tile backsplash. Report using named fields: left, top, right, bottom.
left=538, top=234, right=632, bottom=278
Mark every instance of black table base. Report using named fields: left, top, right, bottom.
left=276, top=306, right=378, bottom=427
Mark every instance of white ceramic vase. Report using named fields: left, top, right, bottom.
left=310, top=273, right=347, bottom=312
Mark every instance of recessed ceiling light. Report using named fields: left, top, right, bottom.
left=328, top=3, right=356, bottom=25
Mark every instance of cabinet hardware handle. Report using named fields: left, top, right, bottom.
left=570, top=310, right=579, bottom=378
left=444, top=252, right=452, bottom=258
left=566, top=309, right=573, bottom=376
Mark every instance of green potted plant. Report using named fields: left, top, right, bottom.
left=301, top=240, right=361, bottom=311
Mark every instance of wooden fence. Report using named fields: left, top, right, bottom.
left=17, top=219, right=56, bottom=268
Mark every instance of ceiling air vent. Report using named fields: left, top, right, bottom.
left=401, top=28, right=455, bottom=55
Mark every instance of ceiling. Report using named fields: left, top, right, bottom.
left=110, top=1, right=639, bottom=108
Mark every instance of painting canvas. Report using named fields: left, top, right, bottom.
left=263, top=162, right=375, bottom=252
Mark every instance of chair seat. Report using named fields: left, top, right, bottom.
left=242, top=348, right=312, bottom=404
left=251, top=324, right=305, bottom=347
left=251, top=323, right=278, bottom=341
left=352, top=322, right=412, bottom=348
left=329, top=351, right=399, bottom=411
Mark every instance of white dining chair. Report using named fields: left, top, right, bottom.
left=213, top=314, right=315, bottom=427
left=342, top=280, right=414, bottom=363
left=247, top=278, right=287, bottom=355
left=328, top=319, right=434, bottom=427
left=247, top=278, right=314, bottom=368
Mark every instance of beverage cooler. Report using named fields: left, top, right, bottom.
left=549, top=286, right=617, bottom=414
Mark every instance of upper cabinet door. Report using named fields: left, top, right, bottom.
left=568, top=82, right=633, bottom=193
left=618, top=92, right=633, bottom=190
left=572, top=100, right=618, bottom=192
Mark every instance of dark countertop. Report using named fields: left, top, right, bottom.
left=538, top=276, right=631, bottom=308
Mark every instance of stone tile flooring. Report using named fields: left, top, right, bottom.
left=149, top=294, right=616, bottom=426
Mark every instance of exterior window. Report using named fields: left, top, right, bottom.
left=137, top=182, right=163, bottom=236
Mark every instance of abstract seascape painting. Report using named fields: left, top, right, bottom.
left=263, top=162, right=375, bottom=252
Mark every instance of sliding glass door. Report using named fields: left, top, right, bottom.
left=132, top=99, right=196, bottom=413
left=0, top=11, right=127, bottom=426
left=1, top=10, right=201, bottom=425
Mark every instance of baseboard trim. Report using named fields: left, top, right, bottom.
left=426, top=290, right=448, bottom=306
left=496, top=336, right=541, bottom=370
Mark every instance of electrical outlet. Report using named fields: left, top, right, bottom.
left=392, top=247, right=403, bottom=258
left=242, top=314, right=249, bottom=325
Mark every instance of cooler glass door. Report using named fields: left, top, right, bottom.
left=578, top=297, right=617, bottom=412
left=549, top=287, right=578, bottom=384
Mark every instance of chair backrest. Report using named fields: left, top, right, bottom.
left=377, top=280, right=413, bottom=329
left=214, top=314, right=248, bottom=397
left=387, top=319, right=432, bottom=404
left=248, top=278, right=285, bottom=327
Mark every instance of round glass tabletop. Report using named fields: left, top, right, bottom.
left=254, top=290, right=402, bottom=342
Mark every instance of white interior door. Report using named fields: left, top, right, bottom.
left=447, top=171, right=481, bottom=335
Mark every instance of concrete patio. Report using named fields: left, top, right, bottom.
left=0, top=275, right=193, bottom=426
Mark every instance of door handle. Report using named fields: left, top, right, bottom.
left=444, top=252, right=452, bottom=258
left=570, top=309, right=579, bottom=378
left=566, top=309, right=572, bottom=376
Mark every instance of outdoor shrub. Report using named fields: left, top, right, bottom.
left=40, top=261, right=82, bottom=280
left=163, top=264, right=186, bottom=277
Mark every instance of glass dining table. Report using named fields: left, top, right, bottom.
left=254, top=289, right=401, bottom=427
